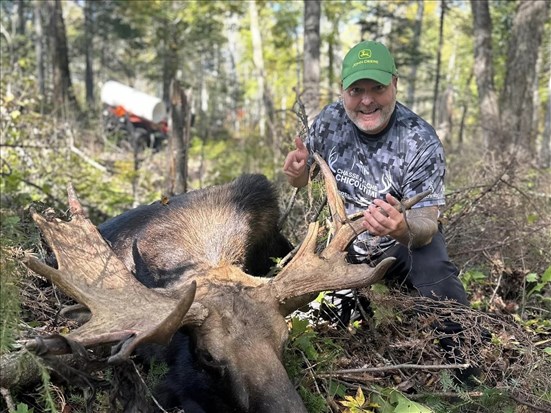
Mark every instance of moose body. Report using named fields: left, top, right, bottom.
left=98, top=174, right=293, bottom=288
left=25, top=158, right=400, bottom=413
left=98, top=174, right=297, bottom=412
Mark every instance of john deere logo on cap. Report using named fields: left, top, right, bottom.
left=358, top=49, right=372, bottom=59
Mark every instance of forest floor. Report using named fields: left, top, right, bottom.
left=3, top=145, right=550, bottom=413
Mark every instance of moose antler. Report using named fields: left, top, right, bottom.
left=266, top=153, right=430, bottom=314
left=23, top=184, right=199, bottom=362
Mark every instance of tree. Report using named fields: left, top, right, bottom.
left=303, top=0, right=321, bottom=124
left=249, top=0, right=273, bottom=139
left=405, top=0, right=424, bottom=110
left=166, top=80, right=191, bottom=195
left=470, top=0, right=549, bottom=154
left=431, top=0, right=445, bottom=127
left=84, top=0, right=94, bottom=108
left=499, top=0, right=549, bottom=153
left=33, top=0, right=46, bottom=106
left=47, top=0, right=80, bottom=116
left=470, top=0, right=501, bottom=149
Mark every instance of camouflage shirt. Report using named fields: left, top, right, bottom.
left=306, top=100, right=446, bottom=261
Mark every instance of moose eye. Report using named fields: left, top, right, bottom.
left=197, top=349, right=219, bottom=368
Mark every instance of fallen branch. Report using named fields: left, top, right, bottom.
left=319, top=363, right=470, bottom=376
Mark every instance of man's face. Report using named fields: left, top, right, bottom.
left=342, top=77, right=397, bottom=135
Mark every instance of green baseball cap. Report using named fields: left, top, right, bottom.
left=341, top=41, right=398, bottom=89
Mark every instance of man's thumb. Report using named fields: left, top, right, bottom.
left=295, top=136, right=306, bottom=151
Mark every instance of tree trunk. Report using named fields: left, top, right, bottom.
left=470, top=0, right=501, bottom=150
left=249, top=0, right=277, bottom=172
left=456, top=71, right=473, bottom=151
left=327, top=21, right=338, bottom=103
left=541, top=64, right=551, bottom=168
left=34, top=0, right=46, bottom=110
left=15, top=0, right=26, bottom=36
left=161, top=14, right=179, bottom=107
left=303, top=0, right=321, bottom=125
left=84, top=0, right=94, bottom=108
left=431, top=0, right=445, bottom=127
left=406, top=0, right=424, bottom=110
left=500, top=0, right=549, bottom=153
left=48, top=0, right=80, bottom=117
left=249, top=0, right=267, bottom=138
left=166, top=79, right=190, bottom=195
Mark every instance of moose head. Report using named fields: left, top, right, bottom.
left=23, top=155, right=427, bottom=412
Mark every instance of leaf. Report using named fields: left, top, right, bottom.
left=291, top=317, right=309, bottom=335
left=390, top=390, right=434, bottom=413
left=355, top=387, right=366, bottom=406
left=525, top=273, right=539, bottom=283
left=541, top=266, right=551, bottom=283
left=526, top=213, right=539, bottom=224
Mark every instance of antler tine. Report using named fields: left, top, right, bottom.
left=22, top=185, right=200, bottom=360
left=312, top=153, right=347, bottom=232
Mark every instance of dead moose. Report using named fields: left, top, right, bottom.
left=23, top=155, right=427, bottom=412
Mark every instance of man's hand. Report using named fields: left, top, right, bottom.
left=362, top=194, right=406, bottom=238
left=362, top=194, right=439, bottom=248
left=283, top=137, right=309, bottom=188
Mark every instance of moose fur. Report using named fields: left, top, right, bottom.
left=98, top=174, right=295, bottom=412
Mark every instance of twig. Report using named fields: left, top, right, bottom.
left=130, top=360, right=168, bottom=413
left=319, top=363, right=470, bottom=376
left=278, top=186, right=299, bottom=230
left=70, top=145, right=108, bottom=173
left=508, top=392, right=551, bottom=413
left=407, top=390, right=485, bottom=400
left=1, top=387, right=15, bottom=412
left=488, top=264, right=504, bottom=307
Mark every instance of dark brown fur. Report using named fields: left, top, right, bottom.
left=98, top=174, right=296, bottom=412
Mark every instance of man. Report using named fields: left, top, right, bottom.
left=283, top=40, right=476, bottom=384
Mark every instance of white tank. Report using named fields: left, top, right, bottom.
left=100, top=81, right=167, bottom=123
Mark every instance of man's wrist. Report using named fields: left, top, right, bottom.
left=392, top=208, right=439, bottom=248
left=287, top=168, right=309, bottom=188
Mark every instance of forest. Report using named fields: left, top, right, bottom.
left=0, top=0, right=550, bottom=412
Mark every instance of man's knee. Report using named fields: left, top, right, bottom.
left=415, top=273, right=469, bottom=306
left=387, top=232, right=470, bottom=306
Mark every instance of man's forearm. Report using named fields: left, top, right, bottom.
left=393, top=207, right=439, bottom=248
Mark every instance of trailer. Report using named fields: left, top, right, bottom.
left=100, top=81, right=168, bottom=151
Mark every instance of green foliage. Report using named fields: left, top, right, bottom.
left=0, top=243, right=20, bottom=353
left=144, top=357, right=170, bottom=391
left=370, top=387, right=433, bottom=413
left=14, top=403, right=34, bottom=413
left=460, top=269, right=487, bottom=290
left=289, top=317, right=318, bottom=360
left=35, top=355, right=58, bottom=413
left=526, top=266, right=551, bottom=299
left=285, top=316, right=345, bottom=413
